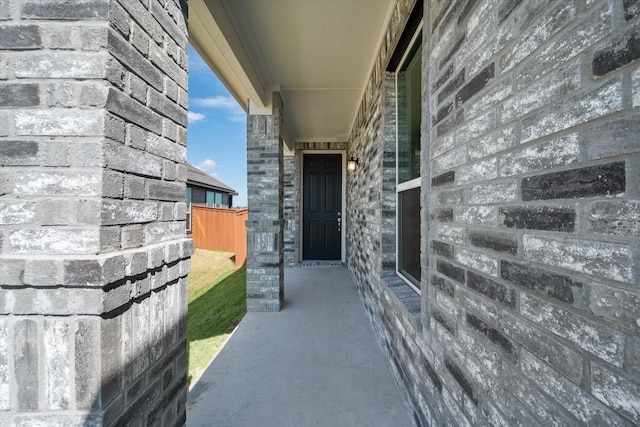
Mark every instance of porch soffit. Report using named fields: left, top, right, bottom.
left=188, top=0, right=395, bottom=143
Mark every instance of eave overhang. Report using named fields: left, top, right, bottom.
left=188, top=0, right=396, bottom=144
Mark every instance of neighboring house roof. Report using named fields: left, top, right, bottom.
left=187, top=164, right=238, bottom=196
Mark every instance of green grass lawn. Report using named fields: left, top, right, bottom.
left=187, top=249, right=246, bottom=385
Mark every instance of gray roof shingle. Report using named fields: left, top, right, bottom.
left=187, top=163, right=238, bottom=195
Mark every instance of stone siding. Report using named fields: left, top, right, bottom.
left=283, top=154, right=299, bottom=265
left=246, top=92, right=285, bottom=311
left=347, top=0, right=640, bottom=425
left=0, top=1, right=191, bottom=425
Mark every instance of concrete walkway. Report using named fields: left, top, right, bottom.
left=186, top=266, right=414, bottom=427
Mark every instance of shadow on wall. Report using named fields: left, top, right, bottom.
left=97, top=2, right=191, bottom=424
left=85, top=279, right=189, bottom=427
left=89, top=253, right=247, bottom=425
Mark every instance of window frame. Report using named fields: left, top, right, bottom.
left=395, top=23, right=423, bottom=295
left=186, top=187, right=192, bottom=232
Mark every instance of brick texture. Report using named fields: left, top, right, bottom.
left=246, top=93, right=285, bottom=311
left=0, top=0, right=191, bottom=425
left=345, top=0, right=640, bottom=425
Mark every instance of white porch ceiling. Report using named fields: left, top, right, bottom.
left=188, top=0, right=395, bottom=144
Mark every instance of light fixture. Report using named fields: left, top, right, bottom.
left=347, top=157, right=358, bottom=172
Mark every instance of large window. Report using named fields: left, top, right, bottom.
left=396, top=27, right=422, bottom=293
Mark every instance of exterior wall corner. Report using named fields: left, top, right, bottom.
left=0, top=1, right=191, bottom=425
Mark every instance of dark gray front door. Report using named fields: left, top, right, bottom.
left=303, top=154, right=342, bottom=260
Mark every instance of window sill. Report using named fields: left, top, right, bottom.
left=381, top=271, right=422, bottom=332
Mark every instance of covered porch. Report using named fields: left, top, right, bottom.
left=2, top=0, right=637, bottom=424
left=189, top=0, right=640, bottom=426
left=189, top=0, right=401, bottom=312
left=187, top=1, right=418, bottom=424
left=186, top=266, right=414, bottom=426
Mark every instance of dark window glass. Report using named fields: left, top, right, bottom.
left=192, top=188, right=206, bottom=204
left=398, top=187, right=421, bottom=285
left=397, top=33, right=422, bottom=184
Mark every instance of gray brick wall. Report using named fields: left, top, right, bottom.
left=0, top=1, right=191, bottom=425
left=283, top=154, right=298, bottom=265
left=246, top=92, right=285, bottom=311
left=347, top=0, right=640, bottom=425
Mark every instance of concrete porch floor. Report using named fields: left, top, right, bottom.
left=186, top=266, right=414, bottom=427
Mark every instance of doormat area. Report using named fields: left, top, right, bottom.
left=292, top=261, right=345, bottom=267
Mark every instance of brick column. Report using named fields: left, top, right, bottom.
left=0, top=1, right=191, bottom=426
left=246, top=92, right=285, bottom=311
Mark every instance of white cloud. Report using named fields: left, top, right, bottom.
left=192, top=95, right=246, bottom=123
left=187, top=111, right=206, bottom=123
left=193, top=95, right=238, bottom=109
left=188, top=50, right=210, bottom=74
left=195, top=159, right=216, bottom=173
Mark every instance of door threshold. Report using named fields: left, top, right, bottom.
left=294, top=261, right=344, bottom=267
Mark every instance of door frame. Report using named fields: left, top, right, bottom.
left=299, top=150, right=346, bottom=263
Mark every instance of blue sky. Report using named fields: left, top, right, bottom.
left=187, top=45, right=248, bottom=207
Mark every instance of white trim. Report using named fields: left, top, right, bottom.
left=397, top=177, right=421, bottom=192
left=399, top=274, right=421, bottom=295
left=300, top=150, right=347, bottom=264
left=188, top=0, right=268, bottom=110
left=186, top=187, right=192, bottom=232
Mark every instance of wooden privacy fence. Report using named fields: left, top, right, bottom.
left=191, top=206, right=248, bottom=266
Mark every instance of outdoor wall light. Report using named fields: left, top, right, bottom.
left=347, top=157, right=359, bottom=172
